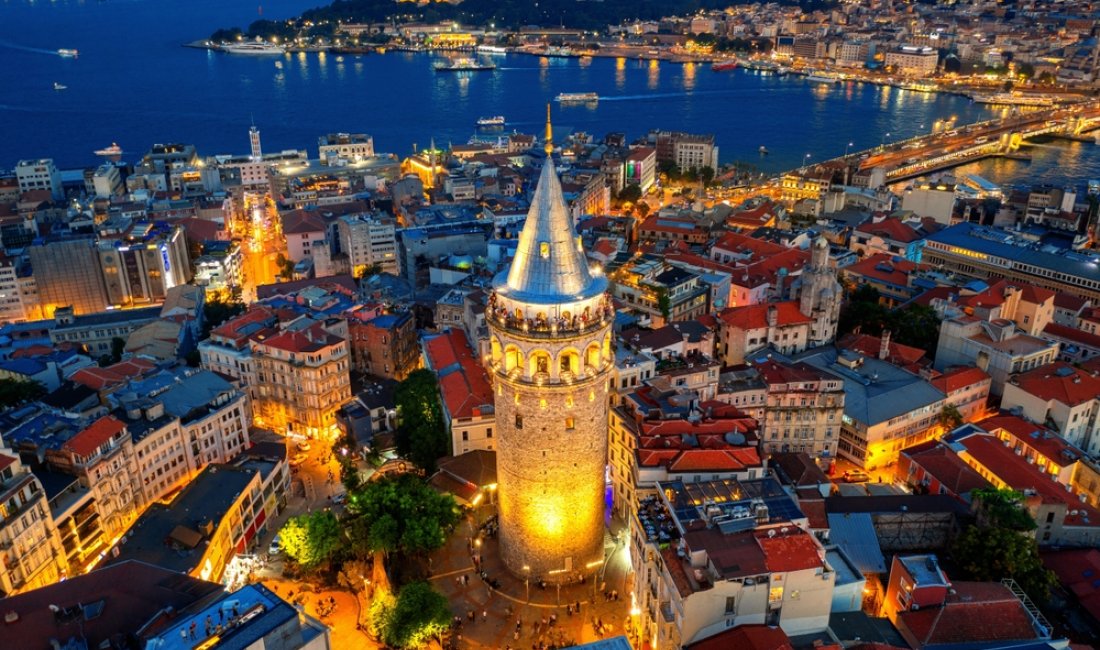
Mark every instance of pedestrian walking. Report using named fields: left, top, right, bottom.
left=482, top=610, right=488, bottom=622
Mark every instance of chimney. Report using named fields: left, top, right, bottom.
left=767, top=305, right=778, bottom=328
left=879, top=329, right=891, bottom=360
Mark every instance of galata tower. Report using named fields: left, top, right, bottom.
left=485, top=106, right=613, bottom=583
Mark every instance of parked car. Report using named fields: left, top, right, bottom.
left=297, top=441, right=311, bottom=452
left=290, top=453, right=308, bottom=468
left=269, top=534, right=282, bottom=555
left=843, top=470, right=871, bottom=483
left=332, top=492, right=347, bottom=505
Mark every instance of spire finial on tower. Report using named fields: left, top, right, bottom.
left=544, top=103, right=553, bottom=156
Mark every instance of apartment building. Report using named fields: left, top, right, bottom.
left=336, top=212, right=399, bottom=276
left=754, top=359, right=845, bottom=463
left=252, top=322, right=351, bottom=439
left=15, top=159, right=63, bottom=200
left=631, top=477, right=830, bottom=649
left=935, top=318, right=1058, bottom=396
left=347, top=311, right=419, bottom=381
left=1002, top=362, right=1100, bottom=455
left=0, top=450, right=66, bottom=596
left=885, top=45, right=939, bottom=76
left=318, top=132, right=375, bottom=163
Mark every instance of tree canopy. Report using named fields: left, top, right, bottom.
left=0, top=378, right=45, bottom=409
left=838, top=284, right=941, bottom=355
left=279, top=510, right=342, bottom=569
left=346, top=473, right=459, bottom=559
left=394, top=369, right=449, bottom=473
left=380, top=581, right=452, bottom=648
left=951, top=488, right=1055, bottom=603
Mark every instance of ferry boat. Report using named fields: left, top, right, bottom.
left=971, top=93, right=1054, bottom=107
left=711, top=60, right=738, bottom=72
left=805, top=71, right=839, bottom=84
left=57, top=49, right=79, bottom=58
left=477, top=45, right=507, bottom=55
left=555, top=92, right=599, bottom=103
left=94, top=143, right=124, bottom=158
left=221, top=42, right=286, bottom=55
left=477, top=116, right=506, bottom=127
left=433, top=57, right=496, bottom=72
left=53, top=82, right=67, bottom=91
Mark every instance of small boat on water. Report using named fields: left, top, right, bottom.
left=434, top=57, right=496, bottom=72
left=555, top=92, right=599, bottom=103
left=57, top=49, right=79, bottom=58
left=477, top=116, right=506, bottom=127
left=711, top=60, right=738, bottom=72
left=53, top=82, right=67, bottom=91
left=759, top=146, right=768, bottom=155
left=477, top=45, right=507, bottom=55
left=94, top=142, right=124, bottom=158
left=221, top=41, right=286, bottom=55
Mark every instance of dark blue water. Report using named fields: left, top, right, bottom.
left=2, top=0, right=1098, bottom=189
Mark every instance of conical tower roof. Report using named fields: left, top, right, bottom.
left=499, top=108, right=604, bottom=304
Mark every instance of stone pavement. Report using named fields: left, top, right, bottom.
left=429, top=503, right=635, bottom=649
left=262, top=577, right=378, bottom=649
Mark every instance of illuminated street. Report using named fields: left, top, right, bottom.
left=230, top=190, right=286, bottom=302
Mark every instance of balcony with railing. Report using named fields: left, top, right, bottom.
left=487, top=293, right=615, bottom=339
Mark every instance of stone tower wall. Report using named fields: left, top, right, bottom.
left=491, top=320, right=611, bottom=584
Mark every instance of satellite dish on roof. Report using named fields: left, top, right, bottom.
left=767, top=529, right=776, bottom=538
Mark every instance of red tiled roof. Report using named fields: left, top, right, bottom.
left=839, top=332, right=927, bottom=367
left=1042, top=549, right=1100, bottom=622
left=71, top=358, right=157, bottom=391
left=957, top=432, right=1100, bottom=525
left=424, top=329, right=494, bottom=421
left=685, top=624, right=793, bottom=650
left=718, top=301, right=811, bottom=331
left=856, top=217, right=921, bottom=243
left=255, top=275, right=358, bottom=301
left=1043, top=322, right=1100, bottom=350
left=897, top=582, right=1039, bottom=648
left=258, top=323, right=344, bottom=354
left=64, top=416, right=126, bottom=458
left=0, top=453, right=15, bottom=474
left=930, top=366, right=990, bottom=394
left=976, top=413, right=1082, bottom=468
left=901, top=441, right=991, bottom=497
left=844, top=253, right=919, bottom=288
left=754, top=359, right=833, bottom=384
left=1009, top=361, right=1100, bottom=406
left=712, top=231, right=786, bottom=259
left=1054, top=292, right=1090, bottom=312
left=755, top=527, right=823, bottom=573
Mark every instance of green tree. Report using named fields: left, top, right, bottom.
left=937, top=404, right=963, bottom=431
left=366, top=589, right=396, bottom=640
left=275, top=253, right=296, bottom=280
left=110, top=336, right=126, bottom=364
left=635, top=201, right=651, bottom=218
left=394, top=369, right=449, bottom=473
left=202, top=298, right=246, bottom=337
left=279, top=510, right=341, bottom=569
left=655, top=287, right=671, bottom=320
left=951, top=488, right=1055, bottom=603
left=346, top=473, right=459, bottom=594
left=0, top=378, right=45, bottom=408
left=382, top=581, right=452, bottom=648
left=699, top=165, right=715, bottom=186
left=616, top=184, right=642, bottom=206
left=951, top=526, right=1055, bottom=603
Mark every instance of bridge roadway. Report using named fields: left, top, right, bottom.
left=812, top=101, right=1100, bottom=184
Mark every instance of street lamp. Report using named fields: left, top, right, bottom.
left=845, top=141, right=854, bottom=157
left=523, top=565, right=530, bottom=602
left=881, top=132, right=891, bottom=149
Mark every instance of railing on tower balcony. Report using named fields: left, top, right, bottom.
left=487, top=293, right=615, bottom=338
